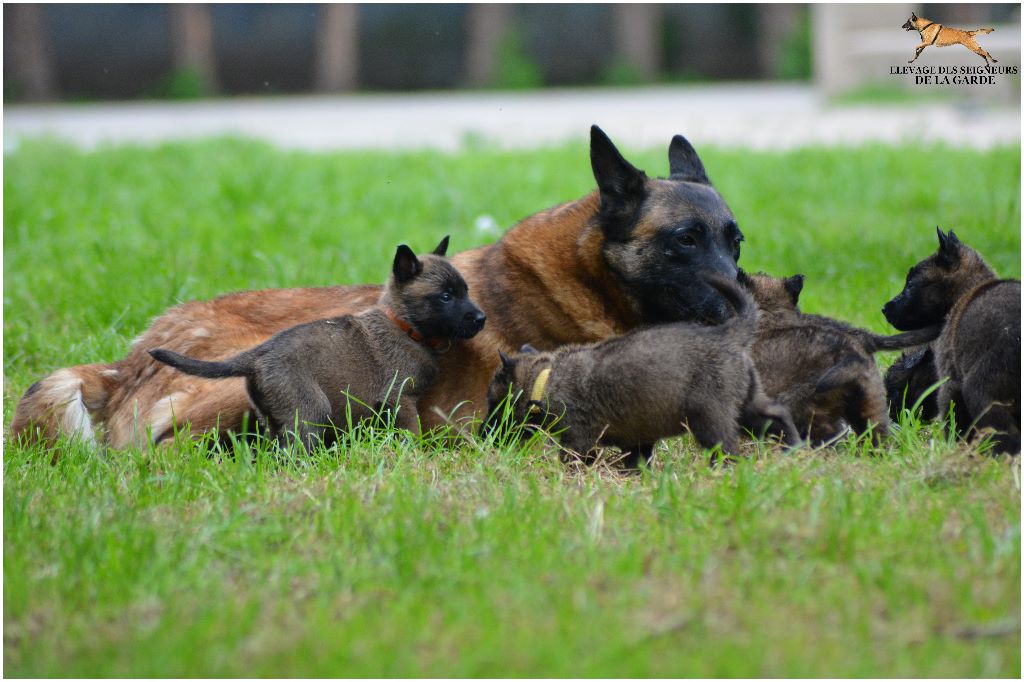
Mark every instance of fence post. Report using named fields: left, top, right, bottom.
left=464, top=4, right=512, bottom=87
left=612, top=4, right=662, bottom=81
left=9, top=4, right=57, bottom=101
left=169, top=3, right=219, bottom=94
left=315, top=4, right=360, bottom=92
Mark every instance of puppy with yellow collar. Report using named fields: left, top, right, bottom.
left=482, top=274, right=799, bottom=468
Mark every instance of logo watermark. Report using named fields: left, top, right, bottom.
left=891, top=64, right=1018, bottom=86
left=890, top=12, right=1016, bottom=87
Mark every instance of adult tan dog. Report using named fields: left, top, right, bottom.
left=902, top=12, right=997, bottom=65
left=12, top=125, right=746, bottom=449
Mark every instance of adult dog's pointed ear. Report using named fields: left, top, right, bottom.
left=936, top=227, right=962, bottom=268
left=432, top=235, right=450, bottom=257
left=590, top=125, right=646, bottom=233
left=783, top=274, right=805, bottom=305
left=393, top=244, right=422, bottom=283
left=668, top=134, right=710, bottom=184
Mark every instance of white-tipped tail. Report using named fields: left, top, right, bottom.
left=10, top=365, right=115, bottom=446
left=50, top=369, right=96, bottom=443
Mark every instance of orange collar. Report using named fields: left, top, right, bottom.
left=385, top=308, right=447, bottom=350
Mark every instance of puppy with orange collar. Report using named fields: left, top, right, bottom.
left=151, top=237, right=485, bottom=450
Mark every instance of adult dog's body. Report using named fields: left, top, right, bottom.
left=902, top=12, right=997, bottom=64
left=13, top=126, right=744, bottom=448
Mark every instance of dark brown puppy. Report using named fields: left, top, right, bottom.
left=13, top=125, right=748, bottom=449
left=739, top=270, right=939, bottom=443
left=150, top=238, right=485, bottom=450
left=483, top=274, right=799, bottom=467
left=883, top=228, right=1020, bottom=453
left=800, top=294, right=944, bottom=421
left=884, top=346, right=940, bottom=422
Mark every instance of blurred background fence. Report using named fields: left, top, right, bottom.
left=5, top=3, right=1019, bottom=103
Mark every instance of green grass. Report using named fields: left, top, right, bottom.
left=4, top=138, right=1021, bottom=676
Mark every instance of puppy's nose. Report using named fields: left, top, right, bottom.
left=471, top=312, right=487, bottom=329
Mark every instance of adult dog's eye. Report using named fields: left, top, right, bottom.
left=676, top=232, right=697, bottom=248
left=439, top=292, right=453, bottom=303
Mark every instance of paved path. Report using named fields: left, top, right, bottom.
left=4, top=84, right=1020, bottom=151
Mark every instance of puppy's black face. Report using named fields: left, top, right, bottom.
left=483, top=354, right=521, bottom=438
left=481, top=347, right=546, bottom=438
left=590, top=126, right=743, bottom=325
left=390, top=240, right=486, bottom=341
left=882, top=230, right=964, bottom=331
left=883, top=261, right=952, bottom=330
left=403, top=256, right=485, bottom=340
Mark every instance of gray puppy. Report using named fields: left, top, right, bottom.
left=483, top=274, right=799, bottom=467
left=151, top=237, right=485, bottom=450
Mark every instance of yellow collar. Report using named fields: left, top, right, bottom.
left=527, top=368, right=552, bottom=414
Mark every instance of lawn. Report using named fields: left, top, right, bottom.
left=4, top=137, right=1021, bottom=677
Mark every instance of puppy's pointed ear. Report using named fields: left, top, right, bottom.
left=936, top=227, right=961, bottom=268
left=668, top=134, right=710, bottom=184
left=519, top=343, right=539, bottom=354
left=784, top=274, right=805, bottom=305
left=590, top=125, right=646, bottom=236
left=393, top=244, right=422, bottom=283
left=432, top=235, right=450, bottom=257
left=498, top=350, right=514, bottom=370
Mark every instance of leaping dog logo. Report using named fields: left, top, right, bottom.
left=903, top=12, right=998, bottom=64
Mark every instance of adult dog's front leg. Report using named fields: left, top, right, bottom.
left=909, top=43, right=927, bottom=63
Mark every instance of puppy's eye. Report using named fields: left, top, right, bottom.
left=733, top=235, right=744, bottom=247
left=439, top=292, right=453, bottom=303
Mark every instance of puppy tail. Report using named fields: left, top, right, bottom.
left=861, top=324, right=941, bottom=353
left=149, top=348, right=252, bottom=379
left=702, top=273, right=759, bottom=340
